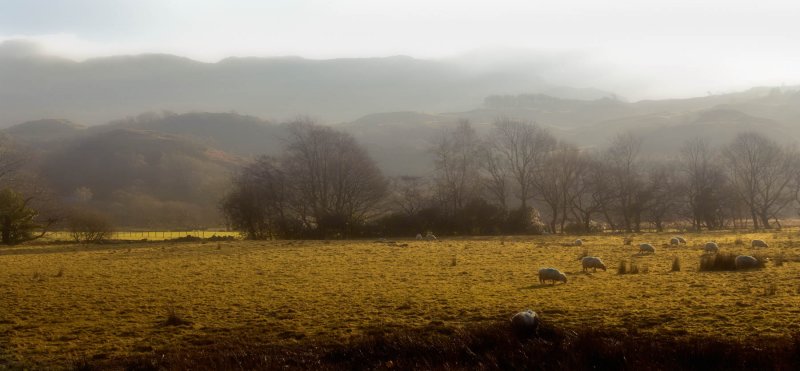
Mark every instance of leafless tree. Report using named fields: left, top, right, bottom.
left=644, top=160, right=685, bottom=232
left=722, top=132, right=796, bottom=229
left=678, top=138, right=726, bottom=230
left=533, top=142, right=583, bottom=233
left=431, top=120, right=483, bottom=218
left=486, top=117, right=556, bottom=210
left=283, top=119, right=388, bottom=235
left=388, top=175, right=431, bottom=216
left=603, top=132, right=647, bottom=232
left=569, top=154, right=611, bottom=231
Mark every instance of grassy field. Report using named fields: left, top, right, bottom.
left=1, top=231, right=799, bottom=368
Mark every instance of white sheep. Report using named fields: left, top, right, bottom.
left=425, top=232, right=437, bottom=240
left=538, top=268, right=567, bottom=285
left=581, top=256, right=607, bottom=272
left=415, top=233, right=423, bottom=240
left=735, top=255, right=760, bottom=270
left=639, top=243, right=655, bottom=254
left=510, top=309, right=540, bottom=333
left=675, top=236, right=687, bottom=244
left=704, top=242, right=719, bottom=254
left=751, top=239, right=768, bottom=248
left=670, top=237, right=680, bottom=245
left=573, top=239, right=583, bottom=246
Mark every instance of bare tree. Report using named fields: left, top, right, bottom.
left=486, top=117, right=556, bottom=210
left=388, top=176, right=431, bottom=216
left=283, top=119, right=388, bottom=235
left=570, top=154, right=611, bottom=231
left=604, top=132, right=648, bottom=232
left=679, top=138, right=726, bottom=230
left=479, top=142, right=510, bottom=212
left=644, top=161, right=684, bottom=232
left=431, top=120, right=483, bottom=219
left=221, top=156, right=294, bottom=239
left=722, top=132, right=796, bottom=229
left=533, top=142, right=582, bottom=233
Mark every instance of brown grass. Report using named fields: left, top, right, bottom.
left=0, top=231, right=798, bottom=368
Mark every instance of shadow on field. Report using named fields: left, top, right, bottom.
left=519, top=284, right=565, bottom=290
left=74, top=321, right=800, bottom=371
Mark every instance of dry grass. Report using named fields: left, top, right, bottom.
left=0, top=231, right=799, bottom=368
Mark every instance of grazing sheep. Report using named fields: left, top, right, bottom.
left=676, top=236, right=687, bottom=244
left=510, top=309, right=540, bottom=334
left=639, top=243, right=655, bottom=254
left=538, top=268, right=567, bottom=285
left=735, top=255, right=760, bottom=270
left=752, top=239, right=769, bottom=248
left=704, top=242, right=719, bottom=254
left=573, top=239, right=583, bottom=246
left=425, top=232, right=437, bottom=241
left=581, top=256, right=607, bottom=272
left=670, top=237, right=680, bottom=245
left=415, top=233, right=423, bottom=240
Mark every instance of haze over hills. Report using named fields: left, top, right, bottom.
left=0, top=40, right=609, bottom=127
left=3, top=39, right=800, bottom=227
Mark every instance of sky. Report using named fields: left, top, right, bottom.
left=1, top=0, right=799, bottom=99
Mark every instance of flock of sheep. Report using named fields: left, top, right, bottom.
left=538, top=237, right=769, bottom=285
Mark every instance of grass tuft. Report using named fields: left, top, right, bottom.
left=162, top=306, right=192, bottom=327
left=671, top=256, right=681, bottom=272
left=700, top=252, right=766, bottom=271
left=764, top=283, right=778, bottom=296
left=54, top=267, right=64, bottom=278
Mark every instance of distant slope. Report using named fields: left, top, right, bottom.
left=39, top=128, right=241, bottom=228
left=0, top=40, right=610, bottom=126
left=96, top=112, right=286, bottom=157
left=3, top=119, right=86, bottom=145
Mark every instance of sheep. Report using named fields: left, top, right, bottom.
left=581, top=256, right=607, bottom=272
left=735, top=255, right=760, bottom=270
left=425, top=232, right=437, bottom=241
left=538, top=268, right=567, bottom=285
left=639, top=243, right=655, bottom=254
left=510, top=309, right=540, bottom=335
left=573, top=239, right=583, bottom=246
left=704, top=242, right=719, bottom=254
left=670, top=237, right=680, bottom=245
left=751, top=239, right=769, bottom=248
left=675, top=236, right=687, bottom=244
left=415, top=233, right=423, bottom=240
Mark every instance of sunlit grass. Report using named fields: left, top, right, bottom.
left=1, top=230, right=799, bottom=367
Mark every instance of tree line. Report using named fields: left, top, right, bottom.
left=223, top=117, right=800, bottom=239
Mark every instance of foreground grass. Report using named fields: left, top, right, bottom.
left=1, top=231, right=800, bottom=368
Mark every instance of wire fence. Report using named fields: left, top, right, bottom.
left=43, top=230, right=240, bottom=242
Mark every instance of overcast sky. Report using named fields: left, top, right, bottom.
left=1, top=0, right=798, bottom=99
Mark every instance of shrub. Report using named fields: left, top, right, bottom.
left=68, top=209, right=114, bottom=243
left=699, top=252, right=766, bottom=271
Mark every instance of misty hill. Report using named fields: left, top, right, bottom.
left=3, top=119, right=86, bottom=145
left=39, top=128, right=241, bottom=228
left=95, top=112, right=286, bottom=157
left=0, top=40, right=609, bottom=126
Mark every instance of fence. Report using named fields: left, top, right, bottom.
left=44, top=230, right=240, bottom=242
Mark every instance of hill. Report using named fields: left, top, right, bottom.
left=39, top=128, right=241, bottom=228
left=0, top=40, right=609, bottom=127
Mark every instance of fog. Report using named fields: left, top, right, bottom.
left=2, top=0, right=799, bottom=100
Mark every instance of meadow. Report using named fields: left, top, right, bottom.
left=1, top=231, right=800, bottom=368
